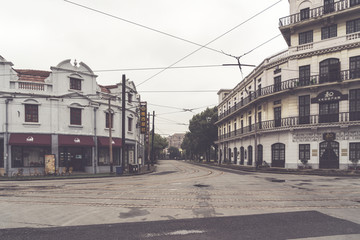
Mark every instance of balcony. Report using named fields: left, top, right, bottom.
left=218, top=70, right=353, bottom=121
left=10, top=81, right=52, bottom=92
left=218, top=112, right=358, bottom=141
left=279, top=0, right=354, bottom=28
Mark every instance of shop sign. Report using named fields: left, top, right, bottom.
left=323, top=132, right=336, bottom=141
left=311, top=90, right=348, bottom=103
left=26, top=136, right=34, bottom=142
left=140, top=102, right=147, bottom=134
left=45, top=154, right=55, bottom=175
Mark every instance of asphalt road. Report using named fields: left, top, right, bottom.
left=0, top=160, right=359, bottom=239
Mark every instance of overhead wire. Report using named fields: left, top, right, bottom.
left=135, top=0, right=283, bottom=87
left=63, top=0, right=283, bottom=87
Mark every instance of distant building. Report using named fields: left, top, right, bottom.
left=167, top=133, right=185, bottom=149
left=0, top=56, right=145, bottom=176
left=216, top=0, right=360, bottom=169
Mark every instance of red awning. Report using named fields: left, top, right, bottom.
left=9, top=133, right=51, bottom=146
left=58, top=135, right=95, bottom=146
left=97, top=137, right=122, bottom=147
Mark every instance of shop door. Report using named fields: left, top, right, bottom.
left=240, top=147, right=244, bottom=165
left=319, top=141, right=339, bottom=169
left=257, top=145, right=263, bottom=166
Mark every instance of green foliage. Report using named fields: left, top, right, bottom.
left=150, top=133, right=168, bottom=160
left=168, top=146, right=180, bottom=159
left=181, top=107, right=218, bottom=160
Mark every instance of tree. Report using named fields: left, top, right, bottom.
left=182, top=107, right=218, bottom=161
left=150, top=133, right=168, bottom=161
left=168, top=146, right=180, bottom=159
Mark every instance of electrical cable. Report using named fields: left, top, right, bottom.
left=135, top=0, right=283, bottom=87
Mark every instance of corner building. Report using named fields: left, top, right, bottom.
left=216, top=0, right=360, bottom=169
left=0, top=56, right=145, bottom=176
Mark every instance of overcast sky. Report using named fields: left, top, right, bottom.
left=1, top=0, right=289, bottom=136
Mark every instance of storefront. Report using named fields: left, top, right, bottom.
left=58, top=135, right=94, bottom=172
left=9, top=133, right=51, bottom=168
left=97, top=137, right=121, bottom=166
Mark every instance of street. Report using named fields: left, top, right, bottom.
left=0, top=160, right=360, bottom=239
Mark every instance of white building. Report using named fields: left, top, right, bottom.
left=216, top=0, right=360, bottom=169
left=0, top=56, right=145, bottom=176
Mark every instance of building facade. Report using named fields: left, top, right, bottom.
left=0, top=56, right=145, bottom=176
left=216, top=0, right=360, bottom=169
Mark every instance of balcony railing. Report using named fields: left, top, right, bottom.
left=10, top=81, right=52, bottom=92
left=218, top=70, right=353, bottom=121
left=279, top=0, right=352, bottom=27
left=218, top=112, right=358, bottom=141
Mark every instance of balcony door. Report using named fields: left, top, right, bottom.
left=350, top=89, right=360, bottom=121
left=324, top=0, right=335, bottom=14
left=299, top=95, right=310, bottom=124
left=299, top=65, right=310, bottom=86
left=274, top=107, right=281, bottom=127
left=350, top=56, right=360, bottom=79
left=319, top=58, right=340, bottom=83
left=319, top=101, right=339, bottom=123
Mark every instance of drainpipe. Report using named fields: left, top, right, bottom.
left=5, top=98, right=12, bottom=176
left=93, top=107, right=98, bottom=174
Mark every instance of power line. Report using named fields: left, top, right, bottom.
left=64, top=0, right=225, bottom=56
left=136, top=0, right=283, bottom=87
left=141, top=90, right=218, bottom=93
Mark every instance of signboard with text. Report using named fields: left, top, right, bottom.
left=140, top=102, right=147, bottom=134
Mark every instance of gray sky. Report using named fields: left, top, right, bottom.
left=1, top=0, right=289, bottom=136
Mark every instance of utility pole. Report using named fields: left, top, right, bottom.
left=108, top=98, right=113, bottom=173
left=121, top=74, right=126, bottom=172
left=147, top=112, right=151, bottom=170
left=151, top=111, right=155, bottom=166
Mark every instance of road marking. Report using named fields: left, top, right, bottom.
left=145, top=229, right=205, bottom=238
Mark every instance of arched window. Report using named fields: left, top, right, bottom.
left=247, top=145, right=253, bottom=165
left=240, top=147, right=244, bottom=165
left=319, top=58, right=340, bottom=83
left=272, top=143, right=285, bottom=168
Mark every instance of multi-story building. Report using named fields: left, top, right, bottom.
left=216, top=0, right=360, bottom=169
left=0, top=56, right=145, bottom=176
left=167, top=133, right=185, bottom=149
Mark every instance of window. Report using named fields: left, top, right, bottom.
left=299, top=95, right=310, bottom=124
left=241, top=120, right=244, bottom=134
left=350, top=56, right=360, bottom=79
left=299, top=65, right=310, bottom=86
left=350, top=0, right=360, bottom=7
left=70, top=108, right=82, bottom=125
left=128, top=93, right=133, bottom=103
left=128, top=117, right=133, bottom=132
left=271, top=143, right=285, bottom=167
left=25, top=104, right=38, bottom=122
left=319, top=58, right=340, bottom=83
left=346, top=18, right=360, bottom=34
left=11, top=146, right=50, bottom=167
left=274, top=107, right=281, bottom=127
left=321, top=24, right=337, bottom=40
left=106, top=112, right=114, bottom=128
left=274, top=76, right=281, bottom=92
left=248, top=116, right=252, bottom=132
left=350, top=143, right=360, bottom=161
left=258, top=112, right=262, bottom=129
left=70, top=77, right=81, bottom=90
left=247, top=146, right=253, bottom=165
left=299, top=30, right=313, bottom=45
left=274, top=100, right=281, bottom=105
left=299, top=144, right=310, bottom=161
left=300, top=8, right=310, bottom=20
left=319, top=101, right=339, bottom=123
left=324, top=0, right=334, bottom=14
left=349, top=89, right=360, bottom=121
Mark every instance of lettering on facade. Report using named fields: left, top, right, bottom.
left=26, top=136, right=34, bottom=142
left=74, top=138, right=80, bottom=143
left=293, top=131, right=360, bottom=142
left=311, top=90, right=348, bottom=103
left=140, top=102, right=147, bottom=134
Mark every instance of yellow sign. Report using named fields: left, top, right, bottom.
left=45, top=154, right=55, bottom=175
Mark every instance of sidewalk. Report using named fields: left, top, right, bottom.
left=190, top=160, right=360, bottom=177
left=0, top=165, right=157, bottom=181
